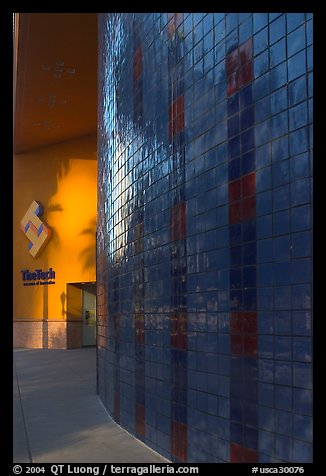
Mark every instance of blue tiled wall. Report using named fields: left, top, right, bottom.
left=97, top=13, right=313, bottom=463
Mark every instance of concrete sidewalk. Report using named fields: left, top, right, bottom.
left=13, top=348, right=168, bottom=463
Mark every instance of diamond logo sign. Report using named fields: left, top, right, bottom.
left=20, top=201, right=53, bottom=258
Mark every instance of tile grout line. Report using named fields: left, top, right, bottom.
left=13, top=356, right=34, bottom=463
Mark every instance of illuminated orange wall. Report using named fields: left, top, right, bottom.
left=13, top=135, right=97, bottom=326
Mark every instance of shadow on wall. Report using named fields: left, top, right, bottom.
left=78, top=218, right=97, bottom=271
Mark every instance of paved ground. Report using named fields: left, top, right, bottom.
left=13, top=348, right=168, bottom=463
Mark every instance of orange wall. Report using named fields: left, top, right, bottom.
left=13, top=134, right=97, bottom=321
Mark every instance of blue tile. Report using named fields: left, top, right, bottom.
left=270, top=86, right=288, bottom=115
left=230, top=269, right=242, bottom=289
left=293, top=362, right=312, bottom=389
left=254, top=27, right=268, bottom=57
left=243, top=266, right=256, bottom=287
left=244, top=426, right=258, bottom=450
left=257, top=215, right=272, bottom=239
left=292, top=440, right=312, bottom=463
left=253, top=13, right=268, bottom=33
left=243, top=242, right=256, bottom=265
left=230, top=421, right=242, bottom=445
left=289, top=102, right=308, bottom=132
left=273, top=235, right=291, bottom=261
left=259, top=311, right=273, bottom=334
left=273, top=210, right=290, bottom=235
left=218, top=397, right=230, bottom=418
left=275, top=385, right=292, bottom=411
left=227, top=114, right=239, bottom=138
left=292, top=310, right=312, bottom=336
left=254, top=72, right=270, bottom=100
left=254, top=50, right=269, bottom=78
left=274, top=310, right=291, bottom=335
left=239, top=16, right=252, bottom=42
left=256, top=167, right=271, bottom=192
left=291, top=178, right=310, bottom=206
left=273, top=261, right=291, bottom=286
left=227, top=92, right=239, bottom=116
left=291, top=258, right=312, bottom=284
left=243, top=154, right=256, bottom=179
left=291, top=204, right=311, bottom=232
left=259, top=430, right=274, bottom=455
left=275, top=434, right=292, bottom=460
left=290, top=152, right=309, bottom=180
left=255, top=96, right=270, bottom=123
left=293, top=414, right=312, bottom=442
left=272, top=160, right=289, bottom=187
left=257, top=263, right=273, bottom=287
left=256, top=143, right=271, bottom=168
left=274, top=336, right=292, bottom=360
left=269, top=15, right=286, bottom=44
left=259, top=405, right=275, bottom=431
left=259, top=335, right=273, bottom=359
left=289, top=76, right=307, bottom=107
left=271, top=136, right=289, bottom=163
left=257, top=190, right=272, bottom=216
left=275, top=409, right=292, bottom=436
left=287, top=24, right=306, bottom=57
left=270, top=62, right=287, bottom=91
left=240, top=84, right=253, bottom=109
left=270, top=38, right=286, bottom=67
left=275, top=361, right=292, bottom=385
left=293, top=337, right=312, bottom=363
left=241, top=107, right=254, bottom=131
left=271, top=111, right=288, bottom=139
left=241, top=128, right=254, bottom=153
left=226, top=13, right=238, bottom=34
left=306, top=19, right=313, bottom=47
left=291, top=231, right=311, bottom=259
left=244, top=288, right=257, bottom=310
left=257, top=287, right=273, bottom=310
left=257, top=239, right=273, bottom=263
left=258, top=382, right=274, bottom=407
left=293, top=388, right=312, bottom=415
left=286, top=13, right=305, bottom=33
left=288, top=50, right=306, bottom=82
left=228, top=157, right=241, bottom=180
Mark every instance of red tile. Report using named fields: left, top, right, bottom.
left=133, top=47, right=143, bottom=81
left=231, top=334, right=243, bottom=355
left=239, top=61, right=253, bottom=87
left=239, top=38, right=253, bottom=65
left=169, top=96, right=185, bottom=137
left=136, top=403, right=145, bottom=437
left=227, top=71, right=239, bottom=97
left=242, top=196, right=256, bottom=220
left=226, top=48, right=239, bottom=75
left=167, top=13, right=183, bottom=38
left=243, top=311, right=257, bottom=334
left=229, top=179, right=241, bottom=202
left=171, top=421, right=187, bottom=461
left=241, top=172, right=256, bottom=198
left=230, top=442, right=243, bottom=463
left=230, top=312, right=243, bottom=334
left=243, top=447, right=258, bottom=463
left=243, top=335, right=258, bottom=357
left=171, top=201, right=186, bottom=241
left=229, top=201, right=242, bottom=224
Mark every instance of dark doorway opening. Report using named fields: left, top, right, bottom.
left=67, top=282, right=96, bottom=347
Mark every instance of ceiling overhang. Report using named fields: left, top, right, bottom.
left=13, top=13, right=98, bottom=155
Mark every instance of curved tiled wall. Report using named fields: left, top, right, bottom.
left=97, top=13, right=313, bottom=463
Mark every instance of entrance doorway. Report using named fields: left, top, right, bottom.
left=67, top=282, right=97, bottom=347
